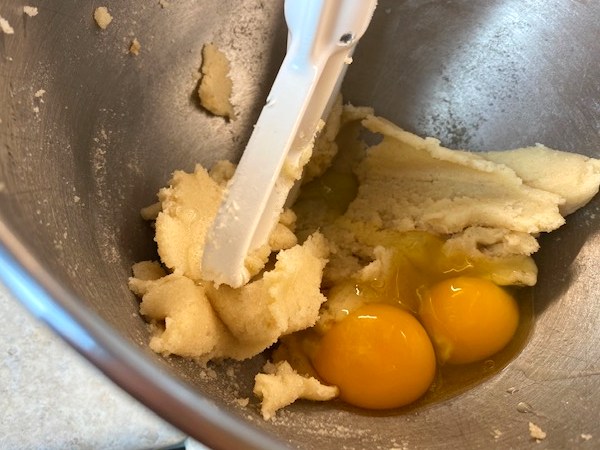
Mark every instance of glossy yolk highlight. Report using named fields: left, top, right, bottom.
left=312, top=303, right=436, bottom=410
left=419, top=276, right=519, bottom=365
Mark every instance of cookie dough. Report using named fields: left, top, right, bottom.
left=129, top=103, right=600, bottom=418
left=93, top=7, right=112, bottom=30
left=198, top=43, right=235, bottom=119
left=129, top=163, right=329, bottom=361
left=254, top=361, right=339, bottom=420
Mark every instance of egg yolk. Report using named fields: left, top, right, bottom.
left=312, top=303, right=436, bottom=410
left=419, top=276, right=519, bottom=365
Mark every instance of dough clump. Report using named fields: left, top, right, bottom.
left=254, top=361, right=339, bottom=420
left=129, top=163, right=329, bottom=361
left=129, top=103, right=600, bottom=418
left=129, top=38, right=141, bottom=56
left=93, top=7, right=112, bottom=30
left=198, top=43, right=235, bottom=119
left=0, top=15, right=14, bottom=34
left=23, top=6, right=39, bottom=17
left=313, top=110, right=600, bottom=289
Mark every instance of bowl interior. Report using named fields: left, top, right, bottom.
left=1, top=0, right=599, bottom=448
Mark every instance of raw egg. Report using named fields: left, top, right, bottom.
left=419, top=276, right=519, bottom=364
left=312, top=303, right=436, bottom=409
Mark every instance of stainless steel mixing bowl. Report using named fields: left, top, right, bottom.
left=1, top=0, right=599, bottom=448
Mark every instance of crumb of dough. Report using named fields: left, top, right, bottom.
left=94, top=7, right=113, bottom=30
left=129, top=38, right=141, bottom=56
left=140, top=202, right=161, bottom=221
left=253, top=361, right=339, bottom=420
left=159, top=0, right=170, bottom=8
left=198, top=43, right=235, bottom=119
left=0, top=15, right=14, bottom=34
left=23, top=6, right=38, bottom=17
left=199, top=367, right=217, bottom=380
left=235, top=397, right=249, bottom=407
left=529, top=422, right=547, bottom=441
left=581, top=434, right=592, bottom=441
left=34, top=89, right=46, bottom=100
left=208, top=160, right=236, bottom=187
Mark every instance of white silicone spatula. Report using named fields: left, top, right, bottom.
left=202, top=0, right=377, bottom=288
